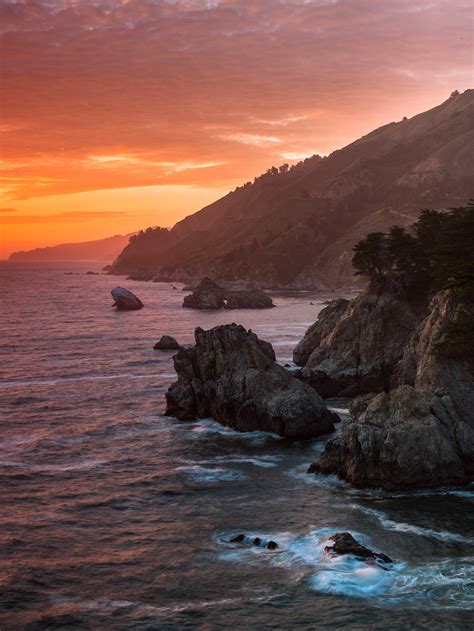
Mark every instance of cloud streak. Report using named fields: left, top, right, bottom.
left=0, top=0, right=471, bottom=204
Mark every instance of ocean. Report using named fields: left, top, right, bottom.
left=1, top=261, right=473, bottom=630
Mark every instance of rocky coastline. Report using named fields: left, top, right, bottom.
left=302, top=287, right=474, bottom=490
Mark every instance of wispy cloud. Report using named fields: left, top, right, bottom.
left=0, top=0, right=471, bottom=201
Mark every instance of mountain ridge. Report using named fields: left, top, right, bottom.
left=109, top=89, right=473, bottom=287
left=9, top=232, right=136, bottom=262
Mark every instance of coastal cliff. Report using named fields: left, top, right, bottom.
left=310, top=290, right=474, bottom=489
left=305, top=202, right=474, bottom=489
left=108, top=91, right=474, bottom=289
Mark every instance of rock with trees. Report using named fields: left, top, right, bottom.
left=305, top=202, right=474, bottom=490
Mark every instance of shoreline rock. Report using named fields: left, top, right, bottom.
left=309, top=385, right=474, bottom=490
left=165, top=323, right=338, bottom=438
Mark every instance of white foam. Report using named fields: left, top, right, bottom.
left=181, top=454, right=281, bottom=469
left=216, top=526, right=474, bottom=607
left=176, top=464, right=245, bottom=483
left=356, top=506, right=473, bottom=544
left=187, top=419, right=282, bottom=444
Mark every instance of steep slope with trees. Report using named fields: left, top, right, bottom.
left=109, top=90, right=473, bottom=287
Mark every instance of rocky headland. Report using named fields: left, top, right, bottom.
left=304, top=288, right=474, bottom=489
left=165, top=323, right=338, bottom=438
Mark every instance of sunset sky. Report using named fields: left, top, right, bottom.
left=1, top=0, right=472, bottom=258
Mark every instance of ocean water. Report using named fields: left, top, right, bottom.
left=1, top=261, right=473, bottom=630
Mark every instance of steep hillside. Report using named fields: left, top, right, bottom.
left=9, top=233, right=135, bottom=263
left=109, top=90, right=473, bottom=287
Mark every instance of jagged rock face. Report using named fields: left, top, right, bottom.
left=309, top=385, right=474, bottom=490
left=293, top=299, right=349, bottom=366
left=325, top=533, right=393, bottom=564
left=111, top=287, right=144, bottom=310
left=294, top=286, right=419, bottom=397
left=396, top=291, right=474, bottom=423
left=165, top=324, right=338, bottom=438
left=182, top=278, right=274, bottom=310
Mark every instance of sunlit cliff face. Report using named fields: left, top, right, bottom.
left=1, top=0, right=472, bottom=256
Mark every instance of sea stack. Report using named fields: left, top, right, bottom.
left=165, top=323, right=338, bottom=438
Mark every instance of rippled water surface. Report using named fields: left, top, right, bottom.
left=1, top=262, right=473, bottom=630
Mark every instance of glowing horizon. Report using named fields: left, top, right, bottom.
left=1, top=0, right=472, bottom=258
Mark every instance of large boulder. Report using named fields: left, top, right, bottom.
left=293, top=283, right=419, bottom=397
left=309, top=385, right=474, bottom=490
left=182, top=278, right=274, bottom=310
left=111, top=287, right=144, bottom=310
left=165, top=323, right=338, bottom=438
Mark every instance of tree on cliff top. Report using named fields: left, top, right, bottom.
left=352, top=201, right=474, bottom=300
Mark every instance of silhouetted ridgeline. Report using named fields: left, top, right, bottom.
left=109, top=90, right=473, bottom=288
left=9, top=233, right=135, bottom=262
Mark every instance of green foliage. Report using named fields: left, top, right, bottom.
left=352, top=201, right=474, bottom=299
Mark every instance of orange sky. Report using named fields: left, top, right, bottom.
left=1, top=0, right=472, bottom=258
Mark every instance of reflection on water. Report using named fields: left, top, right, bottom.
left=1, top=262, right=473, bottom=630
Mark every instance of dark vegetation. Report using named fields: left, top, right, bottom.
left=352, top=201, right=474, bottom=355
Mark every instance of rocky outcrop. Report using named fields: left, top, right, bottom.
left=396, top=291, right=474, bottom=422
left=183, top=278, right=225, bottom=309
left=154, top=335, right=180, bottom=351
left=182, top=278, right=274, bottom=310
left=111, top=287, right=144, bottom=310
left=293, top=284, right=419, bottom=397
left=308, top=291, right=474, bottom=490
left=165, top=324, right=338, bottom=438
left=310, top=385, right=474, bottom=490
left=293, top=299, right=349, bottom=365
left=325, top=533, right=393, bottom=564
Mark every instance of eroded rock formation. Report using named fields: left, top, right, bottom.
left=293, top=284, right=419, bottom=397
left=307, top=291, right=474, bottom=490
left=165, top=323, right=338, bottom=438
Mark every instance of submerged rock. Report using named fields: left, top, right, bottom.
left=228, top=534, right=279, bottom=550
left=165, top=323, right=338, bottom=438
left=230, top=534, right=245, bottom=543
left=182, top=277, right=274, bottom=310
left=154, top=335, right=180, bottom=351
left=111, top=287, right=144, bottom=310
left=325, top=533, right=393, bottom=564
